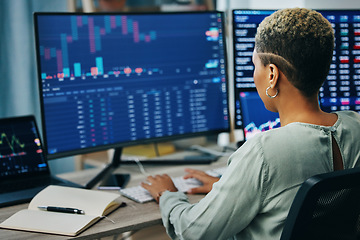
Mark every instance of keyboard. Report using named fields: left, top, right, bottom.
left=119, top=167, right=227, bottom=203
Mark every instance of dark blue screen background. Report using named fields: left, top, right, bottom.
left=35, top=12, right=229, bottom=158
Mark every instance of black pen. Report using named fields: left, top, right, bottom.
left=38, top=206, right=85, bottom=214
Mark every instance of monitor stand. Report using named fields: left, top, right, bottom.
left=83, top=144, right=220, bottom=189
left=84, top=147, right=127, bottom=189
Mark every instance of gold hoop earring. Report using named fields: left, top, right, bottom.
left=266, top=86, right=278, bottom=98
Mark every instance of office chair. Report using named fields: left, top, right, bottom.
left=280, top=167, right=360, bottom=240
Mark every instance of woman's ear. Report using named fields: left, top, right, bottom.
left=268, top=63, right=279, bottom=88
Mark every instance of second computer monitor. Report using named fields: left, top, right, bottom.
left=232, top=10, right=278, bottom=140
left=317, top=10, right=360, bottom=114
left=232, top=9, right=360, bottom=141
left=237, top=91, right=280, bottom=140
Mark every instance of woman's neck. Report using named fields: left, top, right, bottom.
left=278, top=95, right=337, bottom=127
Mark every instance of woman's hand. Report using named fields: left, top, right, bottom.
left=183, top=168, right=220, bottom=194
left=141, top=174, right=178, bottom=203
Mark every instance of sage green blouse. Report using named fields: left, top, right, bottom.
left=159, top=111, right=360, bottom=240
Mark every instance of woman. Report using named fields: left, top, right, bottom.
left=142, top=8, right=360, bottom=239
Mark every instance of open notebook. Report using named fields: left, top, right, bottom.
left=0, top=115, right=82, bottom=207
left=0, top=185, right=123, bottom=236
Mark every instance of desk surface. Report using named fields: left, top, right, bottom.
left=0, top=152, right=229, bottom=240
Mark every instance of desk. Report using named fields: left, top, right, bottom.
left=0, top=153, right=229, bottom=240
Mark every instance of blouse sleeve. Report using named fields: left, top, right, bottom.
left=159, top=139, right=269, bottom=240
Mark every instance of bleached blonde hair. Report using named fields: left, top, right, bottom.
left=255, top=8, right=334, bottom=98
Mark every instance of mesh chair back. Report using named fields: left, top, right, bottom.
left=280, top=167, right=360, bottom=240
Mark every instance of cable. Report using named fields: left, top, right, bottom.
left=133, top=158, right=149, bottom=176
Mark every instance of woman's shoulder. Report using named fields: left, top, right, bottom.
left=230, top=111, right=360, bottom=162
left=335, top=110, right=360, bottom=124
left=239, top=123, right=326, bottom=158
left=230, top=126, right=302, bottom=160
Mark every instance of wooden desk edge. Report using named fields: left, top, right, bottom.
left=0, top=155, right=229, bottom=239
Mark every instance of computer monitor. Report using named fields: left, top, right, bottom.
left=232, top=10, right=278, bottom=141
left=34, top=11, right=229, bottom=187
left=237, top=91, right=280, bottom=140
left=232, top=9, right=360, bottom=142
left=317, top=10, right=360, bottom=114
left=0, top=116, right=48, bottom=179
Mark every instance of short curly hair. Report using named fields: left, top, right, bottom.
left=255, top=8, right=334, bottom=98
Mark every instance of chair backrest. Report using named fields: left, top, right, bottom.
left=280, top=167, right=360, bottom=240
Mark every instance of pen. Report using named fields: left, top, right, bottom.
left=38, top=206, right=85, bottom=214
